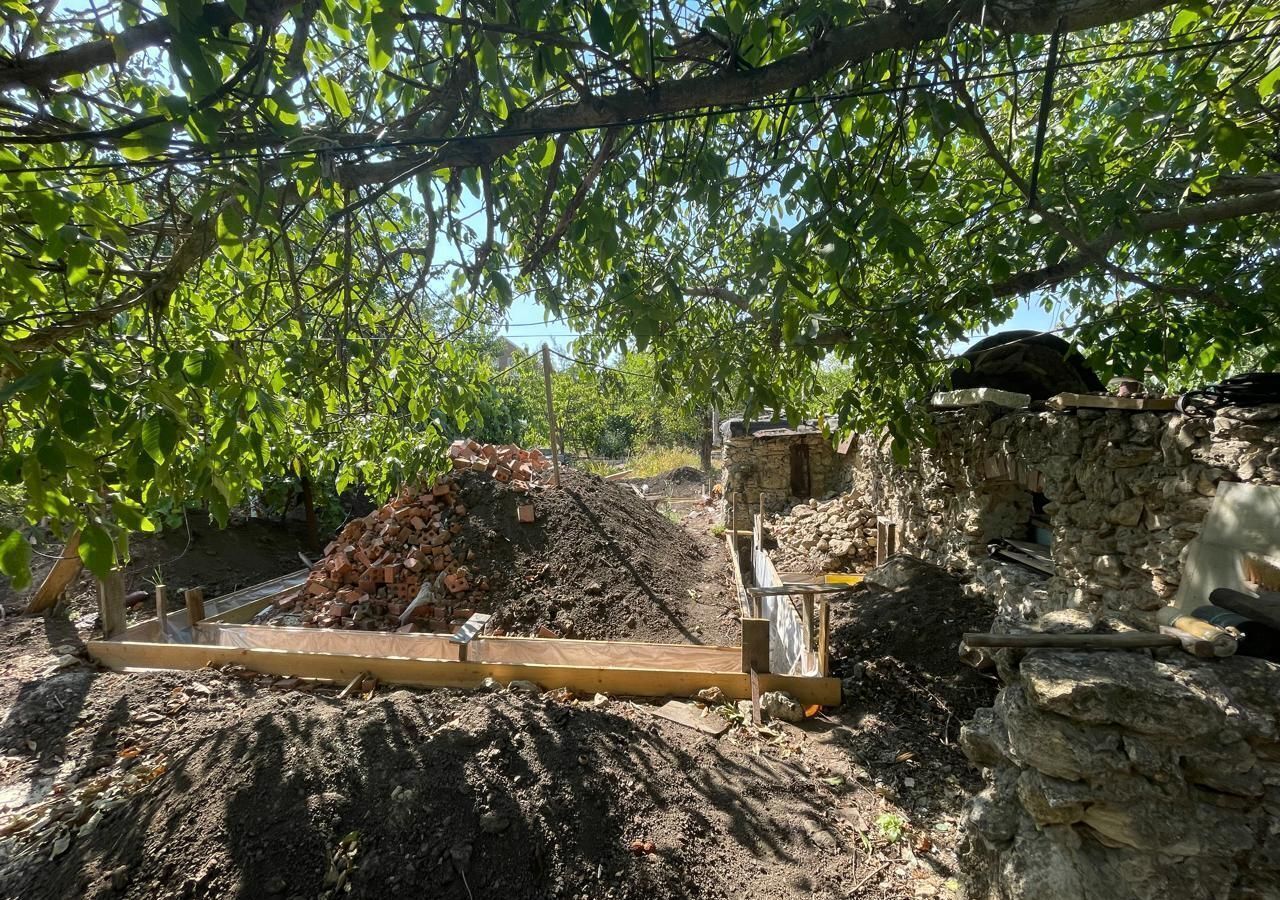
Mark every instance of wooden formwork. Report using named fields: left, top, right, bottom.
left=88, top=563, right=840, bottom=706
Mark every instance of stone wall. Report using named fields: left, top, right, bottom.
left=850, top=404, right=1280, bottom=624
left=721, top=431, right=849, bottom=529
left=960, top=645, right=1280, bottom=900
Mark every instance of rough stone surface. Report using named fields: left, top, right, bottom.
left=847, top=404, right=1280, bottom=625
left=962, top=649, right=1280, bottom=899
left=720, top=431, right=849, bottom=529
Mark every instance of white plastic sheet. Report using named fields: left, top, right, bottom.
left=752, top=516, right=818, bottom=677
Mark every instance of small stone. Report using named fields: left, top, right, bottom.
left=760, top=691, right=804, bottom=723
left=478, top=811, right=510, bottom=834
left=110, top=866, right=130, bottom=891
left=265, top=875, right=287, bottom=894
left=477, top=677, right=501, bottom=693
left=507, top=679, right=542, bottom=694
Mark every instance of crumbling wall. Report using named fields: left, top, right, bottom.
left=960, top=645, right=1280, bottom=900
left=721, top=432, right=849, bottom=529
left=851, top=404, right=1280, bottom=623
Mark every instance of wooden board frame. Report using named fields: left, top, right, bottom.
left=89, top=567, right=839, bottom=706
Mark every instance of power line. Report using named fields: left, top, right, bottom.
left=548, top=347, right=656, bottom=378
left=0, top=27, right=1274, bottom=178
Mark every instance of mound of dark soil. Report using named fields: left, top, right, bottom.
left=830, top=557, right=997, bottom=718
left=1, top=514, right=311, bottom=622
left=450, top=468, right=735, bottom=644
left=623, top=466, right=708, bottom=499
left=823, top=557, right=998, bottom=831
left=0, top=663, right=845, bottom=900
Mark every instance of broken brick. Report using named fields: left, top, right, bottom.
left=517, top=504, right=536, bottom=524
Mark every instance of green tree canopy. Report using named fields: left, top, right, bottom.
left=2, top=0, right=1278, bottom=580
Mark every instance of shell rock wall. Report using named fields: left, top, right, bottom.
left=844, top=404, right=1280, bottom=898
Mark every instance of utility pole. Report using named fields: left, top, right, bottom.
left=541, top=343, right=562, bottom=487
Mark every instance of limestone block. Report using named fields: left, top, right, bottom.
left=1020, top=652, right=1224, bottom=739
left=999, top=684, right=1129, bottom=781
left=1016, top=768, right=1090, bottom=825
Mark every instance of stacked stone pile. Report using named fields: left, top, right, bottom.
left=960, top=629, right=1280, bottom=899
left=767, top=492, right=878, bottom=572
left=284, top=440, right=551, bottom=632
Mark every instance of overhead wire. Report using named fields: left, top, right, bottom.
left=0, top=26, right=1275, bottom=179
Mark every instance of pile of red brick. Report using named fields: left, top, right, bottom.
left=448, top=438, right=549, bottom=486
left=282, top=440, right=552, bottom=632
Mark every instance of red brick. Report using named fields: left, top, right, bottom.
left=517, top=504, right=536, bottom=524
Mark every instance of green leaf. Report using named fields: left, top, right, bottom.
left=1260, top=63, right=1280, bottom=100
left=588, top=2, right=614, bottom=50
left=78, top=523, right=116, bottom=576
left=141, top=412, right=178, bottom=465
left=114, top=500, right=157, bottom=533
left=182, top=349, right=225, bottom=385
left=316, top=75, right=353, bottom=117
left=0, top=529, right=31, bottom=590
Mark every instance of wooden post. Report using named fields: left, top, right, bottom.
left=818, top=597, right=830, bottom=677
left=155, top=584, right=169, bottom=641
left=540, top=344, right=561, bottom=488
left=802, top=595, right=815, bottom=653
left=876, top=518, right=889, bottom=567
left=184, top=587, right=206, bottom=626
left=741, top=617, right=770, bottom=674
left=26, top=531, right=83, bottom=614
left=97, top=571, right=126, bottom=639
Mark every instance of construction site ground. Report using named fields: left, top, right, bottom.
left=0, top=500, right=997, bottom=900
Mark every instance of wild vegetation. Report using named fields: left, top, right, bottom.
left=1, top=0, right=1278, bottom=583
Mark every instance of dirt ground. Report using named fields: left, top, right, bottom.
left=1, top=513, right=313, bottom=630
left=421, top=469, right=738, bottom=645
left=0, top=516, right=996, bottom=900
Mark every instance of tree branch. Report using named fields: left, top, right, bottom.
left=336, top=0, right=1180, bottom=188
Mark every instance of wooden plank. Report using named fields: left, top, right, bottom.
left=192, top=621, right=744, bottom=673
left=725, top=531, right=751, bottom=619
left=25, top=532, right=82, bottom=614
left=184, top=587, right=206, bottom=625
left=1046, top=392, right=1177, bottom=412
left=98, top=572, right=126, bottom=639
left=963, top=631, right=1178, bottom=650
left=86, top=638, right=841, bottom=705
left=777, top=572, right=825, bottom=585
left=746, top=584, right=853, bottom=596
left=818, top=597, right=831, bottom=677
left=651, top=700, right=730, bottom=736
left=802, top=595, right=814, bottom=653
left=742, top=617, right=770, bottom=674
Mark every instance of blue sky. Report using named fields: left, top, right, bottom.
left=498, top=294, right=1063, bottom=355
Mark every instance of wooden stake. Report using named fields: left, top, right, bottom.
left=749, top=668, right=763, bottom=726
left=155, top=584, right=169, bottom=642
left=97, top=571, right=126, bottom=639
left=541, top=343, right=561, bottom=488
left=184, top=587, right=206, bottom=625
left=26, top=532, right=83, bottom=614
left=741, top=617, right=770, bottom=674
left=818, top=596, right=831, bottom=677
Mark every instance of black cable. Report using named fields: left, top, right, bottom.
left=1, top=28, right=1274, bottom=176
